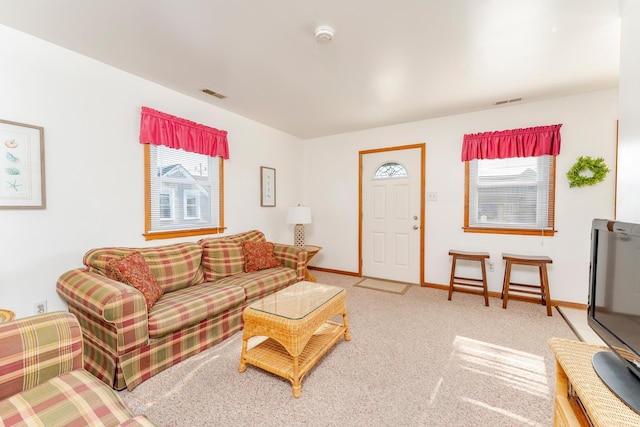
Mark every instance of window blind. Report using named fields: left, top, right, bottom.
left=468, top=155, right=554, bottom=229
left=149, top=145, right=220, bottom=233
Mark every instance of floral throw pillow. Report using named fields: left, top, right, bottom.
left=242, top=241, right=282, bottom=272
left=107, top=252, right=163, bottom=311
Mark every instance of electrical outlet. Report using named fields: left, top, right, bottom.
left=427, top=192, right=438, bottom=201
left=33, top=299, right=47, bottom=315
left=488, top=261, right=495, bottom=272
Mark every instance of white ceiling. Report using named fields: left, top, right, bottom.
left=0, top=0, right=621, bottom=139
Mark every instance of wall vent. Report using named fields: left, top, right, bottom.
left=202, top=89, right=227, bottom=99
left=494, top=97, right=522, bottom=106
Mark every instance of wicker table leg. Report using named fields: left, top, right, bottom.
left=343, top=311, right=351, bottom=341
left=238, top=338, right=248, bottom=373
left=292, top=356, right=302, bottom=398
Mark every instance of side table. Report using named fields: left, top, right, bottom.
left=0, top=309, right=16, bottom=323
left=303, top=245, right=322, bottom=282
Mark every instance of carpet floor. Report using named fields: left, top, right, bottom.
left=119, top=271, right=577, bottom=426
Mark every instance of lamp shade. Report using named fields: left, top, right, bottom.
left=287, top=206, right=312, bottom=224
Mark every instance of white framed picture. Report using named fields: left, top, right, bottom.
left=0, top=119, right=45, bottom=209
left=260, top=166, right=276, bottom=207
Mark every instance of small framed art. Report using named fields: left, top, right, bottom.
left=0, top=119, right=46, bottom=209
left=260, top=166, right=276, bottom=207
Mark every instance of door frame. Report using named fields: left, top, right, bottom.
left=358, top=143, right=426, bottom=285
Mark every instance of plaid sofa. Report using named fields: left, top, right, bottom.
left=56, top=230, right=306, bottom=391
left=0, top=312, right=155, bottom=426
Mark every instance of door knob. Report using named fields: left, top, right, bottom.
left=413, top=225, right=419, bottom=230
left=413, top=215, right=418, bottom=220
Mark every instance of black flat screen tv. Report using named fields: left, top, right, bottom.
left=588, top=218, right=640, bottom=414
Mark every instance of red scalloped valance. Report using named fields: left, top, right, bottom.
left=139, top=107, right=229, bottom=159
left=461, top=124, right=562, bottom=161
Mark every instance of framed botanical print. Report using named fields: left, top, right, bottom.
left=0, top=119, right=45, bottom=209
left=260, top=166, right=276, bottom=207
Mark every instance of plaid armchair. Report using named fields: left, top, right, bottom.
left=0, top=312, right=155, bottom=426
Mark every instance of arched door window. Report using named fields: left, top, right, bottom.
left=373, top=162, right=408, bottom=179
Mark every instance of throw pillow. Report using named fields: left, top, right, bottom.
left=107, top=252, right=164, bottom=311
left=242, top=241, right=282, bottom=272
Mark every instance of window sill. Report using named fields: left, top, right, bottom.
left=144, top=227, right=225, bottom=241
left=463, top=227, right=556, bottom=237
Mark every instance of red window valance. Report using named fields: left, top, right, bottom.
left=461, top=124, right=562, bottom=161
left=139, top=106, right=229, bottom=159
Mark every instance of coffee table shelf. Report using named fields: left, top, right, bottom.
left=242, top=321, right=345, bottom=391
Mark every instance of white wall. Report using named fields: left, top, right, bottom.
left=617, top=0, right=640, bottom=221
left=304, top=89, right=618, bottom=305
left=0, top=25, right=305, bottom=318
left=0, top=21, right=623, bottom=317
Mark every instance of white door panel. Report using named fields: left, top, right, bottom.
left=373, top=232, right=385, bottom=263
left=395, top=234, right=409, bottom=266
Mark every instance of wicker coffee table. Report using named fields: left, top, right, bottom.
left=238, top=280, right=350, bottom=398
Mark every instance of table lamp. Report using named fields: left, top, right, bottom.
left=287, top=205, right=312, bottom=247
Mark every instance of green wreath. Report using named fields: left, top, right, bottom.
left=566, top=156, right=611, bottom=188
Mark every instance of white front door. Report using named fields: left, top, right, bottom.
left=361, top=146, right=423, bottom=284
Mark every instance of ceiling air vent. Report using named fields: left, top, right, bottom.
left=494, top=97, right=522, bottom=106
left=202, top=89, right=227, bottom=99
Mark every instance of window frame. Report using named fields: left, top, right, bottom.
left=159, top=190, right=175, bottom=221
left=143, top=144, right=225, bottom=240
left=183, top=189, right=201, bottom=220
left=463, top=156, right=557, bottom=236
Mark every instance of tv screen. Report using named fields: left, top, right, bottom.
left=588, top=218, right=640, bottom=414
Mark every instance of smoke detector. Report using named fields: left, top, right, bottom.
left=315, top=25, right=334, bottom=43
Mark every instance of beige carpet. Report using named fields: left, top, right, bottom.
left=354, top=277, right=412, bottom=295
left=119, top=271, right=578, bottom=426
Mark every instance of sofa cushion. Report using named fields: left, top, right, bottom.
left=242, top=241, right=282, bottom=272
left=215, top=267, right=297, bottom=302
left=0, top=370, right=139, bottom=426
left=219, top=230, right=266, bottom=244
left=200, top=240, right=245, bottom=281
left=107, top=252, right=164, bottom=311
left=147, top=282, right=245, bottom=337
left=198, top=230, right=268, bottom=281
left=83, top=243, right=204, bottom=293
left=198, top=230, right=266, bottom=247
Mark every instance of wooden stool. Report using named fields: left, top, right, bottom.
left=448, top=250, right=490, bottom=306
left=501, top=253, right=553, bottom=316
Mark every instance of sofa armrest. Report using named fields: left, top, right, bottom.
left=273, top=243, right=307, bottom=281
left=56, top=269, right=149, bottom=355
left=0, top=312, right=83, bottom=400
